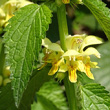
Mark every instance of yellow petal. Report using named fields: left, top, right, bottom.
left=42, top=38, right=52, bottom=48
left=66, top=34, right=85, bottom=50
left=49, top=43, right=63, bottom=52
left=90, top=62, right=99, bottom=68
left=0, top=8, right=5, bottom=18
left=63, top=50, right=79, bottom=57
left=68, top=67, right=77, bottom=83
left=18, top=1, right=33, bottom=7
left=47, top=52, right=63, bottom=62
left=59, top=62, right=68, bottom=72
left=82, top=56, right=90, bottom=64
left=80, top=35, right=103, bottom=51
left=77, top=61, right=85, bottom=73
left=48, top=59, right=63, bottom=75
left=84, top=47, right=101, bottom=58
left=48, top=64, right=58, bottom=75
left=85, top=64, right=94, bottom=79
left=42, top=38, right=63, bottom=52
left=38, top=62, right=47, bottom=70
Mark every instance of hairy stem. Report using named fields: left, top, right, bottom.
left=64, top=75, right=77, bottom=110
left=57, top=4, right=77, bottom=110
left=57, top=4, right=68, bottom=51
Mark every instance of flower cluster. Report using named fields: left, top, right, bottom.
left=0, top=0, right=32, bottom=28
left=40, top=34, right=102, bottom=83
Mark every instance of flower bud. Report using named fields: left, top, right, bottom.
left=3, top=66, right=11, bottom=78
left=55, top=72, right=65, bottom=81
left=3, top=78, right=11, bottom=86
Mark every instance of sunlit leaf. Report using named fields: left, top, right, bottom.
left=3, top=4, right=52, bottom=107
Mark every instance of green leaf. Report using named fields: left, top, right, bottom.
left=0, top=39, right=5, bottom=75
left=19, top=66, right=52, bottom=109
left=77, top=72, right=94, bottom=85
left=31, top=102, right=45, bottom=110
left=82, top=0, right=110, bottom=41
left=0, top=84, right=17, bottom=110
left=0, top=66, right=51, bottom=110
left=92, top=42, right=110, bottom=91
left=3, top=4, right=52, bottom=107
left=44, top=1, right=57, bottom=12
left=81, top=83, right=110, bottom=110
left=0, top=38, right=2, bottom=53
left=36, top=80, right=68, bottom=110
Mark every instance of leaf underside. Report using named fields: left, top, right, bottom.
left=82, top=0, right=110, bottom=41
left=3, top=4, right=52, bottom=107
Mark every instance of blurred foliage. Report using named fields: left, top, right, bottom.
left=92, top=42, right=110, bottom=91
left=67, top=4, right=108, bottom=41
left=32, top=80, right=68, bottom=110
left=73, top=5, right=102, bottom=33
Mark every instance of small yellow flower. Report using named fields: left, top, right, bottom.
left=40, top=34, right=103, bottom=83
left=40, top=38, right=64, bottom=75
left=62, top=0, right=70, bottom=4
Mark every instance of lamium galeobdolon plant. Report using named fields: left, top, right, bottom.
left=0, top=0, right=110, bottom=110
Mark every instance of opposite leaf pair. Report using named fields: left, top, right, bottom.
left=40, top=34, right=103, bottom=83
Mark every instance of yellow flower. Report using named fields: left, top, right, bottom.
left=40, top=38, right=64, bottom=75
left=62, top=0, right=70, bottom=4
left=60, top=35, right=102, bottom=82
left=0, top=0, right=33, bottom=27
left=40, top=34, right=103, bottom=83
